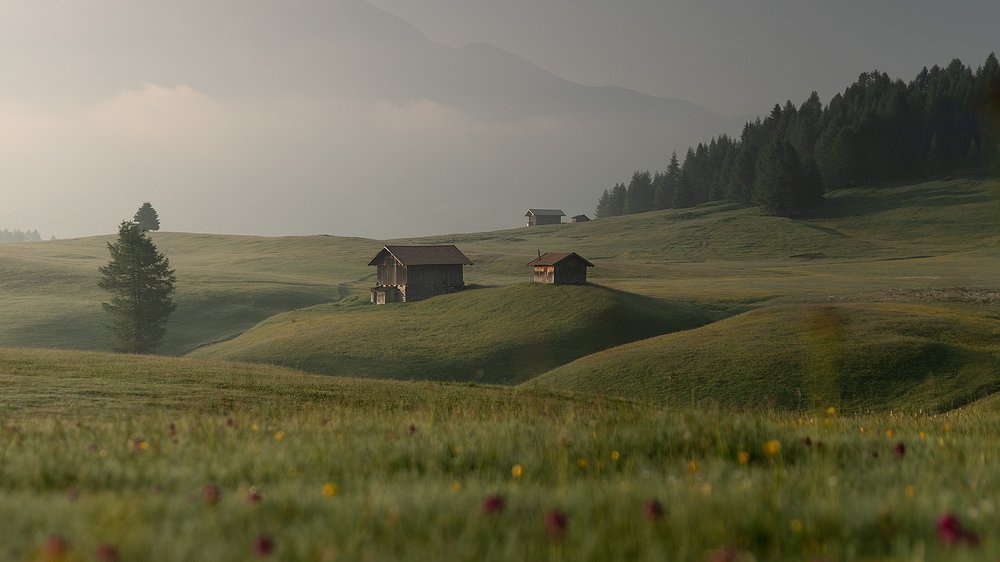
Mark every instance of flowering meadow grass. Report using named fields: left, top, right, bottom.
left=1, top=349, right=999, bottom=561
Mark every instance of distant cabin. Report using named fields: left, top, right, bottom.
left=570, top=214, right=590, bottom=223
left=525, top=209, right=565, bottom=227
left=369, top=245, right=472, bottom=304
left=528, top=252, right=594, bottom=285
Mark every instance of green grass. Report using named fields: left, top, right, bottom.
left=188, top=283, right=717, bottom=384
left=1, top=348, right=999, bottom=561
left=1, top=176, right=997, bottom=356
left=527, top=302, right=1000, bottom=412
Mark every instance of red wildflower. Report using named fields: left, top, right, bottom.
left=643, top=499, right=664, bottom=521
left=545, top=509, right=568, bottom=540
left=251, top=535, right=275, bottom=558
left=247, top=488, right=263, bottom=504
left=95, top=544, right=121, bottom=562
left=44, top=535, right=70, bottom=558
left=893, top=441, right=906, bottom=459
left=482, top=494, right=505, bottom=514
left=408, top=423, right=417, bottom=434
left=937, top=512, right=980, bottom=546
left=801, top=436, right=812, bottom=447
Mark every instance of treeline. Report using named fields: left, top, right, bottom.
left=596, top=54, right=1000, bottom=219
left=0, top=229, right=43, bottom=243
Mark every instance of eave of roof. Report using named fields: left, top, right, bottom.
left=525, top=209, right=566, bottom=217
left=368, top=245, right=473, bottom=266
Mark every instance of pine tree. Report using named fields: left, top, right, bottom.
left=655, top=152, right=681, bottom=209
left=134, top=202, right=161, bottom=232
left=753, top=139, right=806, bottom=217
left=98, top=221, right=176, bottom=353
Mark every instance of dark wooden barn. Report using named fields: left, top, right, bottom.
left=369, top=245, right=473, bottom=304
left=524, top=209, right=565, bottom=227
left=527, top=252, right=594, bottom=285
left=570, top=214, right=590, bottom=223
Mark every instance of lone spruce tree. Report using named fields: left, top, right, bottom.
left=133, top=202, right=161, bottom=231
left=98, top=221, right=176, bottom=353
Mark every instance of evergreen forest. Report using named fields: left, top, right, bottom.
left=596, top=54, right=1000, bottom=219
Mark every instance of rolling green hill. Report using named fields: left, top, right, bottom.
left=525, top=301, right=1000, bottom=412
left=0, top=176, right=997, bottom=357
left=189, top=283, right=717, bottom=384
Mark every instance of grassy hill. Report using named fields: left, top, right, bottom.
left=526, top=301, right=1000, bottom=412
left=188, top=283, right=718, bottom=384
left=0, top=176, right=996, bottom=356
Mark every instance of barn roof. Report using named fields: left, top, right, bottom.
left=525, top=208, right=566, bottom=217
left=527, top=252, right=595, bottom=267
left=368, top=245, right=473, bottom=266
left=571, top=214, right=590, bottom=220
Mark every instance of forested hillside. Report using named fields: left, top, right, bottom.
left=596, top=54, right=1000, bottom=219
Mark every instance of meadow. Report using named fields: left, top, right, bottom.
left=1, top=176, right=999, bottom=560
left=2, top=348, right=999, bottom=561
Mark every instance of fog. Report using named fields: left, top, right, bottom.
left=0, top=0, right=995, bottom=239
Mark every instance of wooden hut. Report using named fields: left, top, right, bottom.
left=369, top=245, right=472, bottom=304
left=524, top=209, right=565, bottom=227
left=527, top=252, right=594, bottom=285
left=570, top=214, right=590, bottom=223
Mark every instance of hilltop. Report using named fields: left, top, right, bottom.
left=189, top=283, right=716, bottom=384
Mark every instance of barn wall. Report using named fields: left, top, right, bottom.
left=529, top=215, right=561, bottom=226
left=403, top=264, right=465, bottom=301
left=553, top=261, right=588, bottom=284
left=533, top=265, right=554, bottom=284
left=376, top=256, right=407, bottom=286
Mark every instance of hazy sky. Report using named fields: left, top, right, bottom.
left=368, top=0, right=1000, bottom=117
left=1, top=0, right=996, bottom=240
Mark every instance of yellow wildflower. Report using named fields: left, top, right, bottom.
left=274, top=431, right=285, bottom=442
left=919, top=431, right=927, bottom=440
left=511, top=464, right=524, bottom=479
left=905, top=485, right=916, bottom=498
left=826, top=406, right=837, bottom=416
left=789, top=519, right=803, bottom=533
left=885, top=429, right=894, bottom=438
left=763, top=440, right=782, bottom=457
left=687, top=460, right=700, bottom=474
left=610, top=450, right=621, bottom=462
left=322, top=483, right=339, bottom=497
left=450, top=481, right=462, bottom=493
left=737, top=451, right=750, bottom=465
left=577, top=458, right=588, bottom=469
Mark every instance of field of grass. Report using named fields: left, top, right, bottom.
left=188, top=283, right=717, bottom=384
left=1, top=177, right=997, bottom=358
left=527, top=302, right=1000, bottom=412
left=2, top=348, right=1000, bottom=561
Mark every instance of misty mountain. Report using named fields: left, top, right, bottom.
left=0, top=0, right=741, bottom=237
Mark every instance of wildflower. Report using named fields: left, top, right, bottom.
left=610, top=450, right=621, bottom=462
left=322, top=483, right=339, bottom=497
left=95, top=544, right=120, bottom=562
left=885, top=429, right=894, bottom=438
left=801, top=436, right=812, bottom=447
left=893, top=441, right=906, bottom=459
left=251, top=535, right=275, bottom=558
left=701, top=483, right=713, bottom=496
left=202, top=484, right=221, bottom=506
left=826, top=406, right=836, bottom=416
left=511, top=464, right=524, bottom=479
left=43, top=535, right=70, bottom=559
left=545, top=509, right=568, bottom=540
left=247, top=488, right=262, bottom=504
left=450, top=481, right=462, bottom=492
left=905, top=485, right=916, bottom=498
left=226, top=418, right=235, bottom=427
left=577, top=458, right=588, bottom=469
left=736, top=451, right=750, bottom=465
left=273, top=431, right=284, bottom=442
left=483, top=494, right=505, bottom=514
left=644, top=498, right=664, bottom=521
left=131, top=437, right=148, bottom=452
left=408, top=423, right=417, bottom=434
left=687, top=461, right=699, bottom=474
left=943, top=422, right=953, bottom=432
left=168, top=423, right=177, bottom=437
left=789, top=519, right=803, bottom=533
left=919, top=431, right=927, bottom=440
left=763, top=440, right=781, bottom=457
left=937, top=512, right=980, bottom=546
left=251, top=423, right=259, bottom=432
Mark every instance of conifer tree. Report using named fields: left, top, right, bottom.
left=133, top=202, right=161, bottom=232
left=98, top=221, right=176, bottom=353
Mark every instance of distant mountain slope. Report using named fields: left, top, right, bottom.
left=525, top=302, right=1000, bottom=412
left=188, top=283, right=718, bottom=384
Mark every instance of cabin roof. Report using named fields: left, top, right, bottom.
left=368, top=245, right=473, bottom=266
left=525, top=208, right=566, bottom=217
left=527, top=252, right=595, bottom=267
left=571, top=214, right=590, bottom=220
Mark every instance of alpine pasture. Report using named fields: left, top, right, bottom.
left=1, top=177, right=1000, bottom=560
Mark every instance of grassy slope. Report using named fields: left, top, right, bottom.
left=0, top=233, right=376, bottom=354
left=189, top=283, right=717, bottom=384
left=2, top=348, right=999, bottom=561
left=526, top=302, right=1000, bottom=412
